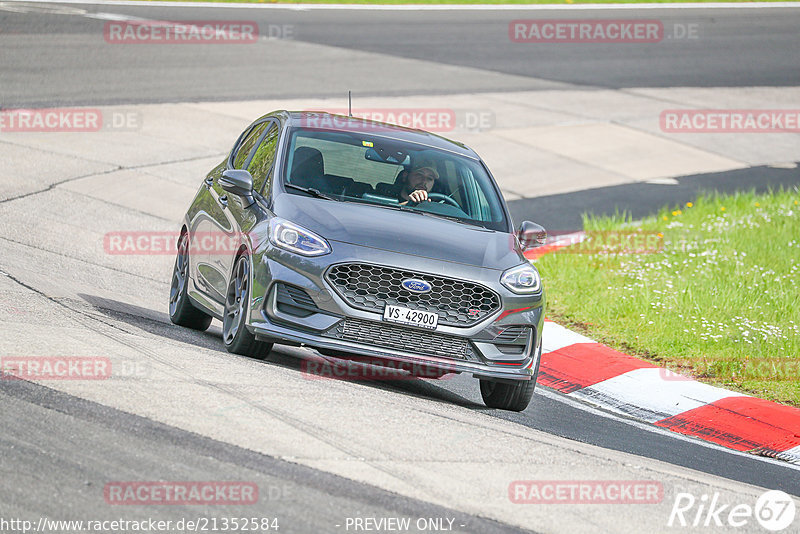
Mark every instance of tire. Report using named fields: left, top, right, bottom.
left=222, top=254, right=273, bottom=360
left=479, top=379, right=536, bottom=412
left=169, top=231, right=213, bottom=331
left=479, top=344, right=541, bottom=412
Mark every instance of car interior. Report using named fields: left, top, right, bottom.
left=288, top=145, right=456, bottom=204
left=283, top=129, right=508, bottom=230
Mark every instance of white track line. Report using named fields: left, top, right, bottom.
left=777, top=445, right=800, bottom=464
left=3, top=0, right=800, bottom=10
left=541, top=321, right=596, bottom=353
left=571, top=367, right=748, bottom=423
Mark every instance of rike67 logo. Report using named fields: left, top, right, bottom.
left=669, top=490, right=796, bottom=531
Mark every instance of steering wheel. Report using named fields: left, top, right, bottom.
left=427, top=192, right=460, bottom=208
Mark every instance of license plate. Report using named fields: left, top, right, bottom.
left=383, top=305, right=439, bottom=330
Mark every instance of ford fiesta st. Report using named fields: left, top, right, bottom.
left=169, top=111, right=547, bottom=411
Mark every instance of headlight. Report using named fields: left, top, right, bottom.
left=269, top=218, right=331, bottom=256
left=501, top=263, right=541, bottom=294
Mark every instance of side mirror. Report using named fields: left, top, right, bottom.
left=517, top=221, right=547, bottom=251
left=219, top=169, right=254, bottom=205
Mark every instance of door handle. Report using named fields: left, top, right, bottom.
left=219, top=195, right=228, bottom=209
left=204, top=177, right=214, bottom=188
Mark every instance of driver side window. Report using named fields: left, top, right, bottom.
left=247, top=122, right=280, bottom=194
left=232, top=122, right=267, bottom=170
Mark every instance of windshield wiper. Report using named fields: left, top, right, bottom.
left=284, top=183, right=339, bottom=201
left=383, top=203, right=488, bottom=229
left=412, top=209, right=484, bottom=228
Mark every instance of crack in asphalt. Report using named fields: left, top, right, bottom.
left=0, top=235, right=170, bottom=285
left=0, top=267, right=139, bottom=336
left=0, top=151, right=225, bottom=205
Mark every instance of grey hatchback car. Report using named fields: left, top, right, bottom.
left=170, top=111, right=547, bottom=411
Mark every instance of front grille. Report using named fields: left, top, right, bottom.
left=324, top=318, right=479, bottom=361
left=325, top=263, right=500, bottom=327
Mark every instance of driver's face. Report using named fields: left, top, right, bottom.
left=407, top=169, right=436, bottom=192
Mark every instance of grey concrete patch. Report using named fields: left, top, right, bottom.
left=493, top=122, right=745, bottom=182
left=0, top=140, right=115, bottom=201
left=61, top=167, right=200, bottom=221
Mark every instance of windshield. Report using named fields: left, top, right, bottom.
left=282, top=127, right=509, bottom=232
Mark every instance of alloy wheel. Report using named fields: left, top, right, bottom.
left=223, top=257, right=249, bottom=345
left=169, top=233, right=189, bottom=317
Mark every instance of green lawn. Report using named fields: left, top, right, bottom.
left=536, top=189, right=800, bottom=405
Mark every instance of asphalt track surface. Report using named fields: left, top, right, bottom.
left=2, top=2, right=800, bottom=532
left=1, top=378, right=529, bottom=534
left=2, top=3, right=800, bottom=107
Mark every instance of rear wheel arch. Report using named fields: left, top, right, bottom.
left=169, top=228, right=213, bottom=331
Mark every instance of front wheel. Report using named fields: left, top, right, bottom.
left=479, top=378, right=536, bottom=412
left=480, top=343, right=541, bottom=411
left=222, top=254, right=273, bottom=360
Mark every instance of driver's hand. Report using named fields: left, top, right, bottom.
left=409, top=190, right=429, bottom=203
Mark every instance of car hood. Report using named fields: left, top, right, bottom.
left=273, top=193, right=525, bottom=270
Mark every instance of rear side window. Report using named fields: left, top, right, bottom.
left=232, top=122, right=267, bottom=169
left=247, top=122, right=280, bottom=193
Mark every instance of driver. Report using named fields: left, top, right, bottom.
left=398, top=164, right=439, bottom=205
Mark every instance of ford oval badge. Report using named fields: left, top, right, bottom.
left=401, top=279, right=432, bottom=294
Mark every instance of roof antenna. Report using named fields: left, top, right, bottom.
left=348, top=91, right=352, bottom=117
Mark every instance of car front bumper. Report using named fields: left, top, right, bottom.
left=247, top=239, right=544, bottom=381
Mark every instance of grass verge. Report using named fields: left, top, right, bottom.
left=536, top=188, right=800, bottom=406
